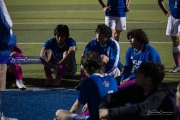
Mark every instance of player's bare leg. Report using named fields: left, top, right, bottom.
left=112, top=29, right=122, bottom=42
left=169, top=35, right=180, bottom=72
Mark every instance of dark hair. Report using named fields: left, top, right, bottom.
left=54, top=24, right=69, bottom=37
left=138, top=61, right=165, bottom=87
left=127, top=29, right=149, bottom=44
left=95, top=24, right=112, bottom=38
left=81, top=51, right=103, bottom=74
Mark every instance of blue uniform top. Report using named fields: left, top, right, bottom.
left=120, top=44, right=161, bottom=82
left=105, top=0, right=127, bottom=17
left=82, top=38, right=123, bottom=73
left=169, top=0, right=180, bottom=19
left=78, top=73, right=118, bottom=120
left=0, top=0, right=17, bottom=56
left=44, top=37, right=76, bottom=62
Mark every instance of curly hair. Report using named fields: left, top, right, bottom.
left=95, top=24, right=112, bottom=38
left=81, top=51, right=103, bottom=74
left=127, top=29, right=149, bottom=44
left=54, top=24, right=70, bottom=38
left=138, top=61, right=165, bottom=87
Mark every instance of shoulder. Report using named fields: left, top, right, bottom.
left=67, top=37, right=76, bottom=42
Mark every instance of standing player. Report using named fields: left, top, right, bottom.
left=158, top=0, right=180, bottom=72
left=54, top=51, right=118, bottom=120
left=97, top=0, right=131, bottom=42
left=0, top=0, right=18, bottom=119
left=120, top=29, right=161, bottom=86
left=40, top=24, right=77, bottom=87
left=81, top=24, right=123, bottom=80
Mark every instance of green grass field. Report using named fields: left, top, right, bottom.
left=5, top=0, right=180, bottom=87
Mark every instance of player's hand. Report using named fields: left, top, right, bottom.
left=10, top=51, right=17, bottom=56
left=166, top=11, right=171, bottom=17
left=120, top=78, right=130, bottom=85
left=103, top=6, right=111, bottom=13
left=125, top=6, right=130, bottom=12
left=101, top=54, right=109, bottom=64
left=99, top=109, right=111, bottom=120
left=81, top=104, right=88, bottom=114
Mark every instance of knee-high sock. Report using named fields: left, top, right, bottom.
left=173, top=46, right=180, bottom=67
left=44, top=66, right=52, bottom=79
left=118, top=79, right=135, bottom=89
left=14, top=65, right=23, bottom=81
left=56, top=64, right=67, bottom=79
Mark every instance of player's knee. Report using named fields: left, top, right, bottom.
left=56, top=109, right=63, bottom=117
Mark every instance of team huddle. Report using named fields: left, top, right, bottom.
left=1, top=0, right=180, bottom=120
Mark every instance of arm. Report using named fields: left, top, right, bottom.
left=40, top=47, right=56, bottom=68
left=57, top=46, right=76, bottom=65
left=70, top=99, right=82, bottom=113
left=0, top=0, right=12, bottom=33
left=126, top=0, right=131, bottom=12
left=158, top=0, right=170, bottom=16
left=97, top=0, right=111, bottom=12
left=120, top=48, right=133, bottom=82
left=106, top=41, right=120, bottom=73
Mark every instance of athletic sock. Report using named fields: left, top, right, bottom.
left=44, top=66, right=52, bottom=79
left=14, top=65, right=23, bottom=81
left=55, top=64, right=67, bottom=79
left=173, top=46, right=180, bottom=67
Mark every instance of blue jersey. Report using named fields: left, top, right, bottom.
left=169, top=0, right=180, bottom=19
left=120, top=44, right=161, bottom=82
left=0, top=0, right=17, bottom=56
left=82, top=38, right=123, bottom=73
left=106, top=0, right=127, bottom=17
left=44, top=37, right=76, bottom=62
left=78, top=73, right=118, bottom=120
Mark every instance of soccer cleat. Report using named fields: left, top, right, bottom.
left=44, top=76, right=53, bottom=86
left=1, top=113, right=18, bottom=120
left=51, top=78, right=61, bottom=87
left=16, top=80, right=26, bottom=90
left=169, top=66, right=180, bottom=73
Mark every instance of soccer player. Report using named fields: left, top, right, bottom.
left=54, top=51, right=118, bottom=120
left=119, top=29, right=161, bottom=86
left=0, top=0, right=17, bottom=90
left=0, top=0, right=18, bottom=119
left=81, top=24, right=123, bottom=80
left=7, top=45, right=26, bottom=90
left=40, top=24, right=77, bottom=87
left=99, top=61, right=178, bottom=120
left=158, top=0, right=180, bottom=72
left=97, top=0, right=131, bottom=42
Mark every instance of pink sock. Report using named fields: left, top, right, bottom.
left=14, top=65, right=23, bottom=81
left=80, top=68, right=87, bottom=80
left=56, top=64, right=67, bottom=79
left=44, top=66, right=52, bottom=79
left=118, top=79, right=135, bottom=90
left=173, top=52, right=180, bottom=67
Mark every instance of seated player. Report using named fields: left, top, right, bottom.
left=119, top=29, right=161, bottom=88
left=40, top=24, right=77, bottom=87
left=81, top=24, right=123, bottom=80
left=99, top=61, right=178, bottom=120
left=54, top=51, right=118, bottom=120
